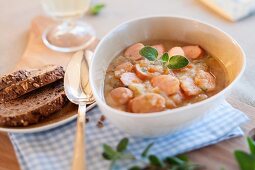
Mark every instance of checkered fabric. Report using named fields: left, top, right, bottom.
left=9, top=101, right=248, bottom=170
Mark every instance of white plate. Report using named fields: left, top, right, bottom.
left=0, top=102, right=96, bottom=133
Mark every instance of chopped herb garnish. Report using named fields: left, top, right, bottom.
left=89, top=3, right=105, bottom=15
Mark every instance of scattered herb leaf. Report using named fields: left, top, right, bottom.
left=102, top=138, right=135, bottom=169
left=234, top=150, right=255, bottom=170
left=168, top=55, right=189, bottom=69
left=247, top=137, right=255, bottom=155
left=89, top=3, right=105, bottom=15
left=129, top=166, right=142, bottom=170
left=148, top=155, right=163, bottom=167
left=234, top=137, right=255, bottom=170
left=117, top=137, right=129, bottom=152
left=177, top=154, right=189, bottom=162
left=120, top=153, right=136, bottom=160
left=103, top=144, right=117, bottom=160
left=102, top=152, right=112, bottom=160
left=102, top=135, right=255, bottom=170
left=141, top=143, right=154, bottom=157
left=139, top=46, right=158, bottom=61
left=164, top=156, right=185, bottom=165
left=161, top=53, right=169, bottom=63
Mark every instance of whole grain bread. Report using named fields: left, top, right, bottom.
left=0, top=80, right=68, bottom=127
left=0, top=70, right=30, bottom=90
left=0, top=65, right=64, bottom=103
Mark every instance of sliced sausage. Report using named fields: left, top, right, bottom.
left=120, top=72, right=142, bottom=86
left=151, top=75, right=180, bottom=95
left=168, top=47, right=185, bottom=56
left=180, top=77, right=202, bottom=96
left=135, top=64, right=152, bottom=80
left=152, top=44, right=165, bottom=56
left=124, top=43, right=144, bottom=61
left=182, top=45, right=204, bottom=59
left=114, top=62, right=133, bottom=77
left=129, top=93, right=166, bottom=113
left=194, top=70, right=216, bottom=92
left=169, top=91, right=184, bottom=105
left=128, top=83, right=146, bottom=97
left=108, top=87, right=133, bottom=106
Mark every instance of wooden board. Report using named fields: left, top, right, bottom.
left=0, top=16, right=255, bottom=170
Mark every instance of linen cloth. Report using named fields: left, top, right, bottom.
left=9, top=101, right=248, bottom=170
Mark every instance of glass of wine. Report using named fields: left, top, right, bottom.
left=41, top=0, right=96, bottom=52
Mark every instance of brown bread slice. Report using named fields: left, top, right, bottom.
left=0, top=70, right=31, bottom=90
left=0, top=80, right=68, bottom=127
left=0, top=65, right=64, bottom=103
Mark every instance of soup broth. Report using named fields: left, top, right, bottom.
left=104, top=40, right=228, bottom=113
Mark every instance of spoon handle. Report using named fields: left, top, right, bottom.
left=72, top=103, right=87, bottom=170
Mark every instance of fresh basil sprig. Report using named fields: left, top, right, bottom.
left=139, top=46, right=189, bottom=69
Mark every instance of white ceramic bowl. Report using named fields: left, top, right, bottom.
left=90, top=16, right=246, bottom=138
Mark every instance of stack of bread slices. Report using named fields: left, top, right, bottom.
left=0, top=65, right=68, bottom=127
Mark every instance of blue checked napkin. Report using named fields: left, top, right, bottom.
left=9, top=101, right=248, bottom=170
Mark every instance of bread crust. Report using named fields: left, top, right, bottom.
left=0, top=80, right=68, bottom=127
left=0, top=70, right=30, bottom=90
left=0, top=65, right=64, bottom=103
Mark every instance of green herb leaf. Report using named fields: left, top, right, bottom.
left=167, top=55, right=189, bottom=69
left=247, top=137, right=255, bottom=155
left=177, top=155, right=189, bottom=162
left=139, top=46, right=158, bottom=61
left=120, top=153, right=136, bottom=160
left=89, top=3, right=105, bottom=15
left=161, top=53, right=169, bottom=63
left=129, top=166, right=142, bottom=170
left=102, top=152, right=112, bottom=160
left=148, top=155, right=163, bottom=167
left=117, top=137, right=129, bottom=152
left=102, top=144, right=117, bottom=160
left=141, top=143, right=154, bottom=157
left=234, top=150, right=255, bottom=170
left=164, top=156, right=185, bottom=165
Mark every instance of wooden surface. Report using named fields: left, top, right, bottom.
left=0, top=16, right=255, bottom=170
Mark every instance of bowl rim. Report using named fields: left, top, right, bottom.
left=90, top=15, right=246, bottom=118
